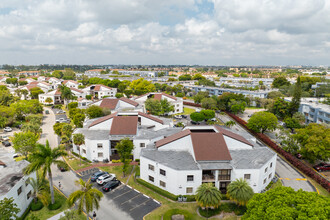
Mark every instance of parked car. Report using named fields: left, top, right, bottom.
left=1, top=136, right=10, bottom=141
left=45, top=110, right=50, bottom=114
left=313, top=163, right=330, bottom=172
left=51, top=105, right=55, bottom=109
left=96, top=173, right=116, bottom=185
left=13, top=153, right=21, bottom=158
left=102, top=179, right=121, bottom=192
left=91, top=171, right=109, bottom=182
left=181, top=115, right=188, bottom=119
left=2, top=140, right=11, bottom=147
left=59, top=118, right=66, bottom=123
left=57, top=110, right=66, bottom=114
left=210, top=118, right=217, bottom=122
left=57, top=165, right=68, bottom=172
left=55, top=119, right=60, bottom=123
left=4, top=127, right=12, bottom=132
left=174, top=115, right=182, bottom=119
left=191, top=121, right=200, bottom=125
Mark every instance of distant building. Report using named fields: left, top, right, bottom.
left=82, top=84, right=117, bottom=99
left=0, top=149, right=36, bottom=218
left=92, top=97, right=141, bottom=111
left=62, top=80, right=80, bottom=89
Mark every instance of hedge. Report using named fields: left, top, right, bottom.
left=48, top=201, right=62, bottom=210
left=225, top=111, right=330, bottom=192
left=71, top=152, right=92, bottom=163
left=136, top=178, right=178, bottom=201
left=30, top=200, right=44, bottom=211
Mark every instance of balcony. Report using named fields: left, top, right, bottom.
left=202, top=170, right=215, bottom=182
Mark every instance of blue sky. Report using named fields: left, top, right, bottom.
left=0, top=0, right=329, bottom=66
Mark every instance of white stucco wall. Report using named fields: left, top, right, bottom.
left=89, top=118, right=113, bottom=130
left=139, top=115, right=168, bottom=130
left=73, top=138, right=110, bottom=162
left=224, top=136, right=253, bottom=150
left=157, top=135, right=196, bottom=160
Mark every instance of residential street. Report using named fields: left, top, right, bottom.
left=39, top=107, right=58, bottom=147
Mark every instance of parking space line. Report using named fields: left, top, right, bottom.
left=128, top=198, right=152, bottom=212
left=111, top=188, right=133, bottom=200
left=153, top=199, right=161, bottom=204
left=134, top=189, right=140, bottom=193
left=143, top=195, right=149, bottom=199
left=127, top=185, right=132, bottom=189
left=120, top=193, right=141, bottom=205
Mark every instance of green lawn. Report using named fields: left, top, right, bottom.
left=183, top=107, right=196, bottom=115
left=65, top=156, right=91, bottom=171
left=245, top=106, right=264, bottom=110
left=100, top=164, right=133, bottom=183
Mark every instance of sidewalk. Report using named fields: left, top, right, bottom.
left=75, top=161, right=139, bottom=173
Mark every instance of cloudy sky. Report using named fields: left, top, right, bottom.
left=0, top=0, right=329, bottom=66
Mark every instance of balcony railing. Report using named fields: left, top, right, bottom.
left=202, top=174, right=215, bottom=182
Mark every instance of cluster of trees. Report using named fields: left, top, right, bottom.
left=52, top=68, right=76, bottom=80
left=145, top=98, right=174, bottom=115
left=190, top=110, right=215, bottom=122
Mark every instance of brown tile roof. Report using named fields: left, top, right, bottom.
left=156, top=129, right=191, bottom=147
left=55, top=89, right=62, bottom=95
left=161, top=93, right=177, bottom=101
left=29, top=81, right=39, bottom=85
left=110, top=116, right=138, bottom=135
left=191, top=133, right=232, bottom=161
left=26, top=84, right=38, bottom=90
left=93, top=84, right=114, bottom=91
left=63, top=80, right=78, bottom=85
left=100, top=99, right=119, bottom=110
left=215, top=126, right=253, bottom=146
left=88, top=112, right=117, bottom=128
left=19, top=78, right=27, bottom=81
left=138, top=112, right=164, bottom=124
left=136, top=92, right=177, bottom=101
left=119, top=97, right=139, bottom=107
left=154, top=94, right=162, bottom=101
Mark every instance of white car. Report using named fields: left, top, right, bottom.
left=174, top=115, right=182, bottom=119
left=57, top=110, right=66, bottom=114
left=4, top=127, right=12, bottom=132
left=96, top=173, right=116, bottom=185
left=59, top=118, right=66, bottom=123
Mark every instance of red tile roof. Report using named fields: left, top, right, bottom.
left=215, top=126, right=253, bottom=146
left=110, top=116, right=138, bottom=135
left=91, top=84, right=114, bottom=91
left=55, top=89, right=62, bottom=95
left=119, top=97, right=139, bottom=107
left=156, top=129, right=191, bottom=147
left=63, top=80, right=78, bottom=85
left=100, top=99, right=119, bottom=110
left=88, top=112, right=117, bottom=128
left=191, top=133, right=232, bottom=161
left=138, top=112, right=164, bottom=124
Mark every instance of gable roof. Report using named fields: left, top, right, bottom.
left=92, top=84, right=114, bottom=91
left=136, top=92, right=177, bottom=101
left=215, top=126, right=253, bottom=146
left=190, top=133, right=232, bottom=161
left=138, top=112, right=163, bottom=124
left=88, top=112, right=117, bottom=128
left=63, top=80, right=78, bottom=85
left=156, top=129, right=191, bottom=147
left=100, top=99, right=119, bottom=110
left=119, top=97, right=139, bottom=107
left=70, top=87, right=84, bottom=93
left=110, top=116, right=138, bottom=135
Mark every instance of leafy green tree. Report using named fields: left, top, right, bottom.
left=11, top=99, right=43, bottom=120
left=193, top=91, right=209, bottom=104
left=45, top=97, right=53, bottom=105
left=67, top=179, right=103, bottom=220
left=272, top=76, right=290, bottom=88
left=268, top=98, right=290, bottom=119
left=73, top=113, right=86, bottom=128
left=227, top=178, right=254, bottom=206
left=145, top=98, right=162, bottom=115
left=11, top=131, right=39, bottom=158
left=201, top=109, right=215, bottom=120
left=195, top=183, right=222, bottom=210
left=19, top=80, right=28, bottom=86
left=201, top=97, right=217, bottom=109
left=30, top=87, right=44, bottom=99
left=22, top=122, right=42, bottom=134
left=6, top=77, right=18, bottom=85
left=225, top=121, right=236, bottom=128
left=190, top=112, right=205, bottom=122
left=129, top=78, right=155, bottom=95
left=61, top=124, right=73, bottom=138
left=68, top=102, right=78, bottom=110
left=69, top=108, right=84, bottom=119
left=52, top=70, right=63, bottom=78
left=160, top=99, right=174, bottom=115
left=63, top=68, right=76, bottom=80
left=267, top=91, right=284, bottom=99
left=242, top=186, right=330, bottom=220
left=60, top=85, right=74, bottom=104
left=86, top=105, right=104, bottom=119
left=26, top=114, right=43, bottom=125
left=192, top=74, right=205, bottom=80
left=21, top=89, right=29, bottom=100
left=115, top=93, right=124, bottom=98
left=218, top=93, right=248, bottom=111
left=115, top=138, right=134, bottom=177
left=247, top=111, right=278, bottom=134
left=289, top=76, right=302, bottom=116
left=24, top=141, right=67, bottom=204
left=0, top=197, right=20, bottom=220
left=292, top=112, right=305, bottom=124
left=293, top=123, right=330, bottom=163
left=73, top=133, right=85, bottom=166
left=284, top=117, right=301, bottom=132
left=0, top=116, right=7, bottom=128
left=197, top=78, right=216, bottom=86
left=53, top=123, right=66, bottom=136
left=178, top=74, right=192, bottom=81
left=277, top=128, right=299, bottom=154
left=27, top=175, right=50, bottom=206
left=230, top=100, right=246, bottom=114
left=0, top=89, right=15, bottom=106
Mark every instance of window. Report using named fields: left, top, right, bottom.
left=218, top=169, right=231, bottom=180
left=264, top=167, right=268, bottom=173
left=148, top=175, right=154, bottom=182
left=98, top=152, right=103, bottom=157
left=83, top=149, right=86, bottom=154
left=159, top=180, right=166, bottom=188
left=263, top=178, right=267, bottom=184
left=269, top=173, right=272, bottom=179
left=244, top=174, right=251, bottom=180
left=270, top=162, right=273, bottom=168
left=17, top=186, right=22, bottom=196
left=27, top=191, right=32, bottom=200
left=187, top=175, right=194, bottom=182
left=186, top=187, right=193, bottom=194
left=148, top=164, right=154, bottom=171
left=97, top=143, right=103, bottom=149
left=140, top=143, right=145, bottom=148
left=25, top=180, right=29, bottom=187
left=160, top=169, right=166, bottom=176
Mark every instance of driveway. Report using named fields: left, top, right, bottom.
left=39, top=107, right=58, bottom=148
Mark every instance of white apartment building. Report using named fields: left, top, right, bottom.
left=82, top=84, right=117, bottom=99
left=135, top=92, right=183, bottom=114
left=72, top=111, right=176, bottom=162
left=62, top=80, right=80, bottom=89
left=92, top=97, right=141, bottom=111
left=140, top=125, right=277, bottom=195
left=0, top=149, right=36, bottom=218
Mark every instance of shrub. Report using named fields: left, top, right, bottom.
left=136, top=178, right=178, bottom=201
left=48, top=201, right=62, bottom=210
left=112, top=160, right=121, bottom=163
left=198, top=203, right=247, bottom=218
left=163, top=209, right=194, bottom=220
left=135, top=159, right=140, bottom=162
left=30, top=200, right=44, bottom=211
left=185, top=195, right=196, bottom=202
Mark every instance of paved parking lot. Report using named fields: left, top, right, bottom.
left=81, top=169, right=161, bottom=220
left=51, top=108, right=69, bottom=123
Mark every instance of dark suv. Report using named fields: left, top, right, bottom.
left=91, top=171, right=108, bottom=182
left=313, top=163, right=330, bottom=172
left=102, top=179, right=121, bottom=192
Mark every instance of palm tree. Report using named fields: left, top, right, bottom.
left=21, top=89, right=29, bottom=100
left=24, top=140, right=68, bottom=204
left=67, top=178, right=103, bottom=220
left=60, top=85, right=74, bottom=105
left=226, top=178, right=254, bottom=206
left=225, top=121, right=236, bottom=128
left=27, top=175, right=50, bottom=206
left=195, top=183, right=222, bottom=211
left=73, top=133, right=85, bottom=166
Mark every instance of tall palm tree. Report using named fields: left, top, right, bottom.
left=226, top=178, right=254, bottom=206
left=24, top=140, right=68, bottom=204
left=27, top=175, right=50, bottom=206
left=67, top=178, right=103, bottom=220
left=225, top=121, right=236, bottom=128
left=60, top=85, right=74, bottom=105
left=195, top=183, right=222, bottom=210
left=73, top=133, right=85, bottom=166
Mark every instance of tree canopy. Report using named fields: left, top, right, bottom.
left=195, top=183, right=222, bottom=209
left=247, top=111, right=278, bottom=134
left=242, top=186, right=330, bottom=220
left=272, top=76, right=290, bottom=88
left=190, top=112, right=205, bottom=122
left=0, top=197, right=20, bottom=220
left=11, top=131, right=39, bottom=158
left=115, top=138, right=134, bottom=176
